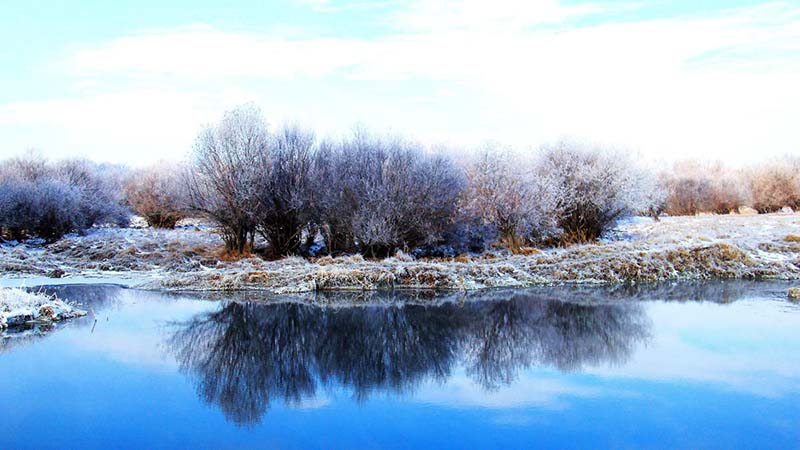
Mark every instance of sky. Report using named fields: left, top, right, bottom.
left=0, top=0, right=798, bottom=165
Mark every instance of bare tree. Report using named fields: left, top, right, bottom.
left=254, top=125, right=315, bottom=257
left=0, top=156, right=129, bottom=242
left=187, top=104, right=267, bottom=254
left=311, top=131, right=464, bottom=257
left=463, top=147, right=564, bottom=252
left=540, top=140, right=659, bottom=243
left=125, top=161, right=189, bottom=228
left=748, top=157, right=800, bottom=213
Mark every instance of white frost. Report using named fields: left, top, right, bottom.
left=1, top=213, right=800, bottom=292
left=0, top=288, right=87, bottom=330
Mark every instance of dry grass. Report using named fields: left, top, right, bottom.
left=212, top=246, right=256, bottom=262
left=3, top=213, right=800, bottom=293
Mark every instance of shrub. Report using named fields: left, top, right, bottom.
left=540, top=141, right=659, bottom=243
left=663, top=175, right=712, bottom=216
left=187, top=105, right=266, bottom=254
left=125, top=162, right=189, bottom=229
left=0, top=178, right=77, bottom=241
left=254, top=125, right=315, bottom=257
left=54, top=159, right=130, bottom=228
left=663, top=161, right=748, bottom=215
left=0, top=156, right=129, bottom=242
left=748, top=157, right=800, bottom=213
left=312, top=131, right=465, bottom=257
left=462, top=147, right=563, bottom=252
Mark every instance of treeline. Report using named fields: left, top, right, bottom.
left=1, top=104, right=798, bottom=256
left=0, top=156, right=128, bottom=242
left=660, top=159, right=800, bottom=215
left=180, top=105, right=661, bottom=257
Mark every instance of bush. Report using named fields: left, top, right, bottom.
left=254, top=125, right=315, bottom=257
left=540, top=141, right=660, bottom=243
left=748, top=157, right=800, bottom=213
left=54, top=159, right=130, bottom=228
left=0, top=156, right=129, bottom=242
left=188, top=106, right=319, bottom=257
left=187, top=105, right=266, bottom=254
left=312, top=131, right=465, bottom=257
left=0, top=178, right=79, bottom=241
left=663, top=175, right=712, bottom=216
left=125, top=162, right=189, bottom=229
left=662, top=161, right=748, bottom=215
left=462, top=147, right=563, bottom=252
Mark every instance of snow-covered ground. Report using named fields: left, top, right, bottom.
left=0, top=288, right=87, bottom=330
left=1, top=213, right=799, bottom=293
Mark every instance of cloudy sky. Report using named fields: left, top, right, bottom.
left=0, top=0, right=798, bottom=165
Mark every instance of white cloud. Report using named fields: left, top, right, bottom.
left=0, top=88, right=257, bottom=164
left=1, top=1, right=798, bottom=163
left=414, top=370, right=606, bottom=409
left=389, top=0, right=615, bottom=32
left=64, top=25, right=369, bottom=80
left=297, top=0, right=401, bottom=13
left=586, top=300, right=800, bottom=398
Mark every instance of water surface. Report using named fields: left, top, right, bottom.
left=2, top=282, right=800, bottom=449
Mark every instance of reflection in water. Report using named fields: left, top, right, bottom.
left=167, top=293, right=650, bottom=425
left=0, top=322, right=56, bottom=354
left=0, top=284, right=119, bottom=353
left=169, top=303, right=320, bottom=424
left=464, top=297, right=649, bottom=388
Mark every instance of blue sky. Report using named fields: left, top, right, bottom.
left=0, top=0, right=798, bottom=165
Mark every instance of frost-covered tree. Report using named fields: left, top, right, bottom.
left=463, top=147, right=564, bottom=252
left=187, top=104, right=267, bottom=254
left=663, top=176, right=712, bottom=216
left=662, top=161, right=748, bottom=215
left=540, top=141, right=659, bottom=242
left=0, top=178, right=82, bottom=242
left=748, top=157, right=800, bottom=213
left=254, top=125, right=315, bottom=257
left=189, top=106, right=322, bottom=256
left=310, top=140, right=359, bottom=254
left=0, top=157, right=129, bottom=242
left=125, top=162, right=189, bottom=229
left=54, top=159, right=130, bottom=229
left=312, top=131, right=464, bottom=257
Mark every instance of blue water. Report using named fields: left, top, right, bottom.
left=2, top=282, right=800, bottom=449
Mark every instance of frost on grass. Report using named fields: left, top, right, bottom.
left=140, top=214, right=800, bottom=292
left=0, top=225, right=224, bottom=278
left=0, top=287, right=86, bottom=330
left=2, top=214, right=800, bottom=293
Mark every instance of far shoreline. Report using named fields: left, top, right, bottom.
left=2, top=213, right=799, bottom=295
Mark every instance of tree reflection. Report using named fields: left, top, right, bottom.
left=314, top=304, right=466, bottom=401
left=166, top=293, right=650, bottom=425
left=167, top=303, right=319, bottom=424
left=462, top=295, right=650, bottom=389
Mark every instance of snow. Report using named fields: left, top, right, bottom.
left=1, top=213, right=799, bottom=293
left=0, top=288, right=87, bottom=330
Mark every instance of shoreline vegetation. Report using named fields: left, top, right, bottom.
left=2, top=214, right=799, bottom=293
left=0, top=287, right=86, bottom=331
left=2, top=105, right=800, bottom=296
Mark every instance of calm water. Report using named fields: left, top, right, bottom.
left=2, top=282, right=800, bottom=449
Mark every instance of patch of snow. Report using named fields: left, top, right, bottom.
left=0, top=288, right=87, bottom=330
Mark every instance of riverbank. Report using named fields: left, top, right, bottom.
left=1, top=214, right=799, bottom=293
left=0, top=287, right=87, bottom=330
